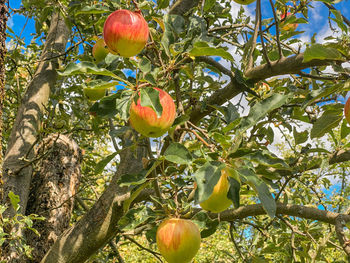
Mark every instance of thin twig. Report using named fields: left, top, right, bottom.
left=247, top=0, right=261, bottom=70
left=257, top=0, right=271, bottom=67
left=123, top=235, right=163, bottom=262
left=229, top=223, right=246, bottom=261
left=268, top=0, right=283, bottom=59
left=323, top=3, right=350, bottom=27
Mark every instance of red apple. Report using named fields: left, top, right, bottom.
left=199, top=167, right=233, bottom=213
left=156, top=218, right=201, bottom=263
left=344, top=97, right=350, bottom=124
left=281, top=12, right=298, bottom=31
left=129, top=88, right=176, bottom=138
left=92, top=38, right=109, bottom=63
left=103, top=9, right=149, bottom=58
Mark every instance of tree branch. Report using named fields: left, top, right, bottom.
left=2, top=11, right=70, bottom=215
left=194, top=203, right=350, bottom=226
left=335, top=215, right=350, bottom=258
left=41, top=131, right=148, bottom=263
left=169, top=0, right=200, bottom=16
left=245, top=53, right=348, bottom=81
left=0, top=0, right=9, bottom=194
left=189, top=79, right=243, bottom=124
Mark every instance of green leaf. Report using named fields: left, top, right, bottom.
left=116, top=94, right=132, bottom=121
left=211, top=101, right=239, bottom=124
left=203, top=0, right=215, bottom=12
left=89, top=94, right=118, bottom=118
left=75, top=5, right=110, bottom=15
left=310, top=108, right=343, bottom=138
left=95, top=152, right=118, bottom=174
left=140, top=87, right=163, bottom=118
left=161, top=15, right=185, bottom=57
left=227, top=177, right=240, bottom=208
left=118, top=207, right=155, bottom=231
left=164, top=143, right=192, bottom=165
left=244, top=151, right=290, bottom=169
left=189, top=42, right=234, bottom=61
left=293, top=127, right=309, bottom=144
left=330, top=10, right=348, bottom=33
left=138, top=57, right=152, bottom=73
left=194, top=162, right=226, bottom=203
left=211, top=132, right=231, bottom=148
left=192, top=212, right=219, bottom=238
left=266, top=126, right=274, bottom=143
left=172, top=115, right=190, bottom=126
left=301, top=83, right=344, bottom=108
left=8, top=191, right=20, bottom=211
left=341, top=119, right=350, bottom=139
left=237, top=168, right=276, bottom=218
left=228, top=148, right=256, bottom=159
left=157, top=0, right=169, bottom=9
left=303, top=44, right=343, bottom=63
left=239, top=93, right=292, bottom=132
left=109, top=126, right=131, bottom=138
left=59, top=62, right=119, bottom=78
left=118, top=171, right=147, bottom=187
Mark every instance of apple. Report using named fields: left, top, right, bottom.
left=129, top=88, right=176, bottom=138
left=92, top=38, right=109, bottom=63
left=83, top=87, right=107, bottom=101
left=281, top=12, right=298, bottom=31
left=199, top=167, right=233, bottom=213
left=233, top=0, right=256, bottom=5
left=344, top=97, right=350, bottom=124
left=103, top=9, right=149, bottom=58
left=156, top=218, right=201, bottom=263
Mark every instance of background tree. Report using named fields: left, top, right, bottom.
left=1, top=0, right=350, bottom=262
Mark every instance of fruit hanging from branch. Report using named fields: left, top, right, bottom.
left=83, top=87, right=107, bottom=101
left=199, top=167, right=233, bottom=213
left=103, top=9, right=149, bottom=57
left=129, top=87, right=176, bottom=138
left=156, top=218, right=201, bottom=263
left=344, top=96, right=350, bottom=124
left=92, top=38, right=109, bottom=63
left=233, top=0, right=256, bottom=5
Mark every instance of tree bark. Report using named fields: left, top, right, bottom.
left=24, top=134, right=82, bottom=262
left=245, top=53, right=348, bottom=81
left=0, top=0, right=9, bottom=200
left=41, top=131, right=148, bottom=263
left=1, top=11, right=70, bottom=215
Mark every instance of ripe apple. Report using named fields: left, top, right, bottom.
left=103, top=9, right=149, bottom=58
left=156, top=218, right=201, bottom=263
left=344, top=97, right=350, bottom=124
left=129, top=88, right=176, bottom=137
left=281, top=12, right=298, bottom=31
left=233, top=0, right=256, bottom=5
left=83, top=87, right=107, bottom=101
left=199, top=167, right=233, bottom=213
left=92, top=38, right=109, bottom=63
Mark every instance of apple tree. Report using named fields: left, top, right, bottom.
left=1, top=0, right=350, bottom=262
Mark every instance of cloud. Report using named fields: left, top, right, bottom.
left=309, top=1, right=323, bottom=23
left=7, top=17, right=14, bottom=28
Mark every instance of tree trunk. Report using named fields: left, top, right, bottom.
left=41, top=131, right=148, bottom=263
left=2, top=11, right=70, bottom=215
left=24, top=134, right=82, bottom=262
left=0, top=0, right=9, bottom=200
